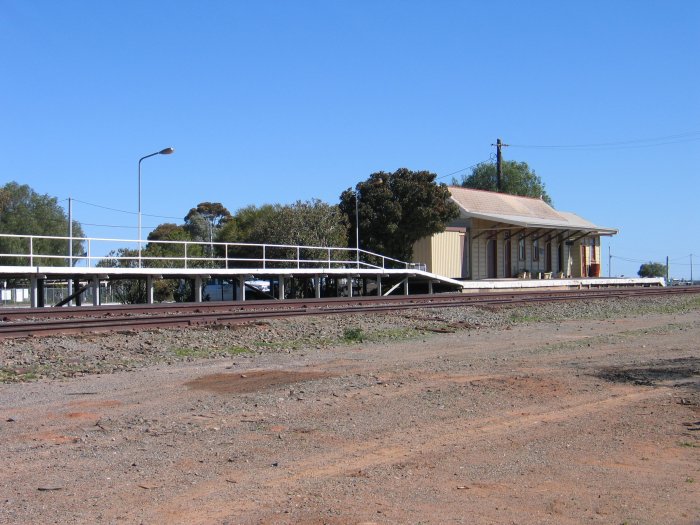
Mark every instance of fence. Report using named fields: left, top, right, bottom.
left=0, top=233, right=410, bottom=271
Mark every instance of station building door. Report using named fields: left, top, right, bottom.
left=487, top=239, right=497, bottom=278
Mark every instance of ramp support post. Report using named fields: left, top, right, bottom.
left=194, top=276, right=203, bottom=302
left=92, top=276, right=100, bottom=306
left=237, top=276, right=246, bottom=301
left=147, top=276, right=154, bottom=304
left=278, top=276, right=285, bottom=300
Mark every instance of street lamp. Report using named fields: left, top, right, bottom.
left=354, top=190, right=360, bottom=267
left=138, top=147, right=174, bottom=267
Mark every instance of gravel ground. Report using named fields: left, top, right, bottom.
left=1, top=293, right=699, bottom=524
left=2, top=294, right=699, bottom=383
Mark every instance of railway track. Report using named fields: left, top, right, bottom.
left=1, top=286, right=698, bottom=338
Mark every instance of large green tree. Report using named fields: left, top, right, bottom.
left=339, top=168, right=460, bottom=261
left=184, top=202, right=232, bottom=243
left=638, top=261, right=666, bottom=278
left=455, top=160, right=552, bottom=205
left=219, top=199, right=347, bottom=247
left=218, top=199, right=348, bottom=268
left=0, top=182, right=85, bottom=266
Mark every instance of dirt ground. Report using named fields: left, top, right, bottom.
left=1, top=306, right=699, bottom=524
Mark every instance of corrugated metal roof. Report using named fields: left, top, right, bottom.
left=448, top=187, right=617, bottom=234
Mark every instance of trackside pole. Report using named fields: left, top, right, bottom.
left=278, top=276, right=285, bottom=300
left=194, top=276, right=203, bottom=302
left=147, top=276, right=154, bottom=304
left=92, top=277, right=100, bottom=306
left=237, top=276, right=245, bottom=301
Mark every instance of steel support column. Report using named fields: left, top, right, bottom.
left=194, top=276, right=203, bottom=302
left=92, top=277, right=100, bottom=306
left=147, top=276, right=154, bottom=304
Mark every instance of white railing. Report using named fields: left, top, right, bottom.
left=0, top=233, right=411, bottom=271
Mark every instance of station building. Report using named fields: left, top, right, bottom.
left=413, top=187, right=618, bottom=281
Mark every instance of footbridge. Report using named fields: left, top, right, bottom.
left=0, top=233, right=464, bottom=307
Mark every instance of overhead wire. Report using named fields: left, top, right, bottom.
left=69, top=198, right=183, bottom=220
left=437, top=156, right=494, bottom=181
left=509, top=131, right=700, bottom=150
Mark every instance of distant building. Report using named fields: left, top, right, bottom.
left=413, top=187, right=617, bottom=280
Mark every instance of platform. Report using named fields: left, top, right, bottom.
left=457, top=276, right=665, bottom=292
left=0, top=233, right=464, bottom=307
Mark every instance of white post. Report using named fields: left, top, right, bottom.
left=278, top=276, right=285, bottom=300
left=237, top=275, right=245, bottom=301
left=314, top=275, right=321, bottom=299
left=147, top=275, right=154, bottom=304
left=347, top=276, right=353, bottom=297
left=377, top=275, right=382, bottom=296
left=194, top=276, right=203, bottom=302
left=92, top=277, right=100, bottom=306
left=30, top=276, right=38, bottom=308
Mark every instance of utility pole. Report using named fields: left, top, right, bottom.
left=608, top=245, right=611, bottom=278
left=68, top=197, right=73, bottom=306
left=492, top=138, right=509, bottom=192
left=691, top=253, right=694, bottom=284
left=666, top=255, right=669, bottom=284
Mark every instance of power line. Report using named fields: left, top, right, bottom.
left=437, top=157, right=494, bottom=180
left=70, top=198, right=182, bottom=220
left=509, top=131, right=700, bottom=150
left=81, top=222, right=163, bottom=230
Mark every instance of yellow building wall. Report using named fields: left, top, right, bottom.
left=412, top=231, right=463, bottom=278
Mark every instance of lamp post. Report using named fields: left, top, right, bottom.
left=354, top=191, right=360, bottom=268
left=138, top=147, right=174, bottom=267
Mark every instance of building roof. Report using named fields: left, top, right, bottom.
left=448, top=186, right=618, bottom=235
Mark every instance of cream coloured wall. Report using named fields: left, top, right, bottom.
left=412, top=230, right=464, bottom=278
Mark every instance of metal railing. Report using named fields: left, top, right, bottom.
left=0, top=233, right=411, bottom=271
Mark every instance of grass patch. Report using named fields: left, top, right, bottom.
left=224, top=346, right=253, bottom=355
left=679, top=441, right=699, bottom=448
left=171, top=346, right=254, bottom=358
left=509, top=311, right=545, bottom=323
left=0, top=367, right=40, bottom=383
left=342, top=327, right=365, bottom=343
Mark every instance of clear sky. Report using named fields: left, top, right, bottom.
left=1, top=1, right=698, bottom=279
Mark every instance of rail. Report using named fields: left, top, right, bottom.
left=0, top=233, right=413, bottom=271
left=1, top=286, right=698, bottom=338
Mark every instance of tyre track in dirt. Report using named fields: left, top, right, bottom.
left=1, top=308, right=698, bottom=524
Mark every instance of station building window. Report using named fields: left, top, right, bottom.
left=532, top=239, right=539, bottom=261
left=518, top=237, right=525, bottom=260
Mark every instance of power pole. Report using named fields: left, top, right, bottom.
left=666, top=255, right=669, bottom=283
left=492, top=138, right=509, bottom=191
left=691, top=253, right=694, bottom=284
left=608, top=245, right=611, bottom=278
left=68, top=197, right=73, bottom=306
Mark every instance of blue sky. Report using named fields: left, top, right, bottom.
left=1, top=1, right=698, bottom=279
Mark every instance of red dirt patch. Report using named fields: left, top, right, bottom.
left=185, top=369, right=333, bottom=394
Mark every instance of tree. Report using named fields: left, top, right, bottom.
left=218, top=199, right=348, bottom=267
left=638, top=261, right=666, bottom=278
left=339, top=168, right=460, bottom=262
left=145, top=223, right=191, bottom=268
left=0, top=182, right=85, bottom=266
left=455, top=161, right=552, bottom=205
left=184, top=202, right=232, bottom=243
left=96, top=248, right=146, bottom=304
